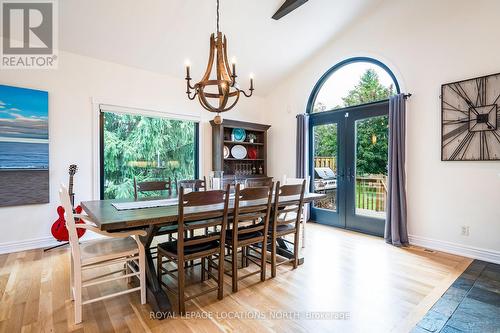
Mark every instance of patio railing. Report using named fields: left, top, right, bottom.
left=355, top=175, right=387, bottom=212
left=314, top=157, right=335, bottom=170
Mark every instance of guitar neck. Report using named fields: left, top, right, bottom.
left=69, top=174, right=75, bottom=208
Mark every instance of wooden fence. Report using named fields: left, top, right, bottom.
left=313, top=157, right=387, bottom=213
left=314, top=157, right=335, bottom=170
left=355, top=175, right=387, bottom=212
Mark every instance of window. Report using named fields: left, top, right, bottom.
left=100, top=109, right=198, bottom=199
left=311, top=59, right=399, bottom=113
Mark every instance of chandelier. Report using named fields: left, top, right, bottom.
left=185, top=0, right=254, bottom=124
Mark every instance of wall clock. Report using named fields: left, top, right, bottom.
left=441, top=72, right=500, bottom=161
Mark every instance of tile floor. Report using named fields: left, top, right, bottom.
left=412, top=260, right=500, bottom=333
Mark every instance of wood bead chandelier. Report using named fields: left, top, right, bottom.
left=185, top=0, right=254, bottom=124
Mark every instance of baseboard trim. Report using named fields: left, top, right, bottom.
left=0, top=236, right=60, bottom=255
left=409, top=235, right=500, bottom=265
left=0, top=233, right=104, bottom=255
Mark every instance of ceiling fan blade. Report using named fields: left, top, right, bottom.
left=272, top=0, right=308, bottom=20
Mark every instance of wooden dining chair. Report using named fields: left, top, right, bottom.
left=133, top=177, right=173, bottom=200
left=268, top=180, right=306, bottom=278
left=224, top=183, right=273, bottom=292
left=156, top=185, right=230, bottom=314
left=283, top=176, right=310, bottom=248
left=134, top=177, right=177, bottom=252
left=178, top=176, right=207, bottom=192
left=177, top=176, right=209, bottom=242
left=59, top=184, right=146, bottom=324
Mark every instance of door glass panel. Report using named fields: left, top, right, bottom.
left=312, top=123, right=338, bottom=211
left=355, top=115, right=388, bottom=219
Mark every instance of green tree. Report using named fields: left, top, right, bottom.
left=342, top=69, right=394, bottom=107
left=344, top=69, right=394, bottom=175
left=314, top=68, right=394, bottom=175
left=103, top=113, right=196, bottom=199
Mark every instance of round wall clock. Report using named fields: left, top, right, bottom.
left=441, top=72, right=500, bottom=161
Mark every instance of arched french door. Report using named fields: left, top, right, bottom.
left=307, top=57, right=400, bottom=236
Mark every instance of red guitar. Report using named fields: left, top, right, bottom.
left=51, top=164, right=86, bottom=242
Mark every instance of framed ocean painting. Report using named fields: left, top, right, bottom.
left=0, top=85, right=49, bottom=207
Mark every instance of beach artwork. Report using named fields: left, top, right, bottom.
left=0, top=85, right=49, bottom=207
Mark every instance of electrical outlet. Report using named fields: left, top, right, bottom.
left=461, top=226, right=470, bottom=236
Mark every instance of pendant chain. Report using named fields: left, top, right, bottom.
left=216, top=0, right=220, bottom=34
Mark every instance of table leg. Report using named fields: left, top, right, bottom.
left=276, top=238, right=304, bottom=265
left=140, top=225, right=173, bottom=318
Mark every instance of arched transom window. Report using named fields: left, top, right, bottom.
left=311, top=58, right=400, bottom=113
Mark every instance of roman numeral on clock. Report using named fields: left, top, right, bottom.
left=449, top=131, right=475, bottom=160
left=475, top=77, right=486, bottom=106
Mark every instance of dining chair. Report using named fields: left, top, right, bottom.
left=224, top=183, right=273, bottom=292
left=59, top=184, right=146, bottom=324
left=177, top=176, right=211, bottom=250
left=282, top=176, right=310, bottom=248
left=156, top=185, right=230, bottom=314
left=268, top=180, right=306, bottom=278
left=133, top=177, right=173, bottom=200
left=178, top=176, right=207, bottom=192
left=134, top=177, right=177, bottom=252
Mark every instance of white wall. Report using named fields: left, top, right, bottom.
left=264, top=0, right=500, bottom=256
left=0, top=51, right=265, bottom=252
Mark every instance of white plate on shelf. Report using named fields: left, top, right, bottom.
left=231, top=145, right=247, bottom=159
left=223, top=145, right=230, bottom=158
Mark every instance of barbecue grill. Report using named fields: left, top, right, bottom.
left=314, top=167, right=337, bottom=192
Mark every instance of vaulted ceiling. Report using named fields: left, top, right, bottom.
left=60, top=0, right=382, bottom=96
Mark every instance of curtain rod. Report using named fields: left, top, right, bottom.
left=297, top=93, right=412, bottom=118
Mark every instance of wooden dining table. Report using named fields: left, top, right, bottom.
left=81, top=192, right=325, bottom=317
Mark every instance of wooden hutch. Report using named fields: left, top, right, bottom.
left=210, top=119, right=271, bottom=182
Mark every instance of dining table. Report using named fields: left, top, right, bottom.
left=81, top=191, right=325, bottom=317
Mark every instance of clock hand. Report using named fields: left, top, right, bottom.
left=449, top=84, right=479, bottom=115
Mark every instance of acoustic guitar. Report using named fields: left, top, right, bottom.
left=50, top=164, right=86, bottom=242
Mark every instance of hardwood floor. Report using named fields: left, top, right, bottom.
left=0, top=223, right=471, bottom=333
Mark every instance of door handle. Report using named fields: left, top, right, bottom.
left=347, top=168, right=355, bottom=182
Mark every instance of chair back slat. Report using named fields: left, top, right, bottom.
left=134, top=178, right=173, bottom=200
left=178, top=176, right=207, bottom=192
left=284, top=176, right=311, bottom=193
left=239, top=186, right=271, bottom=201
left=184, top=235, right=220, bottom=247
left=237, top=225, right=264, bottom=235
left=182, top=188, right=225, bottom=207
left=235, top=212, right=266, bottom=222
left=279, top=183, right=304, bottom=197
left=245, top=177, right=273, bottom=188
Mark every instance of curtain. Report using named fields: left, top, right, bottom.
left=385, top=94, right=409, bottom=246
left=296, top=114, right=308, bottom=178
left=296, top=113, right=310, bottom=221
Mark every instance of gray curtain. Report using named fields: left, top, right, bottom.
left=385, top=94, right=408, bottom=246
left=296, top=114, right=308, bottom=178
left=296, top=113, right=310, bottom=221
